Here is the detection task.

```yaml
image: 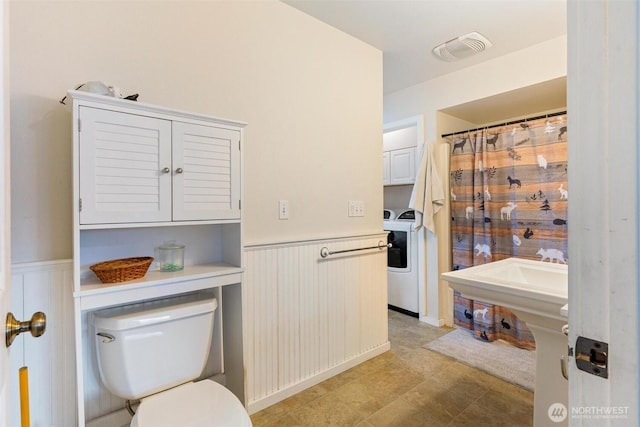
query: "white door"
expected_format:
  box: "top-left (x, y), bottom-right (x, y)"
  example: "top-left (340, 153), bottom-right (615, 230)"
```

top-left (389, 147), bottom-right (415, 185)
top-left (567, 1), bottom-right (639, 425)
top-left (172, 122), bottom-right (241, 221)
top-left (382, 151), bottom-right (390, 185)
top-left (78, 107), bottom-right (172, 225)
top-left (1, 2), bottom-right (11, 425)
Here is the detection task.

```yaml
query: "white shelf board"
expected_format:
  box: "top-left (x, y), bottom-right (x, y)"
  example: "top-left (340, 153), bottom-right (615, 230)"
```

top-left (75, 263), bottom-right (243, 311)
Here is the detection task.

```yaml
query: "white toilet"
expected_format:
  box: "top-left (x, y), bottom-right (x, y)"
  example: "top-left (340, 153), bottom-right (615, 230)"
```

top-left (92, 293), bottom-right (252, 427)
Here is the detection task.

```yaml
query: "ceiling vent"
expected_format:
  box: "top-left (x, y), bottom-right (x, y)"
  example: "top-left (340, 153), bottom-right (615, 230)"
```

top-left (432, 31), bottom-right (493, 61)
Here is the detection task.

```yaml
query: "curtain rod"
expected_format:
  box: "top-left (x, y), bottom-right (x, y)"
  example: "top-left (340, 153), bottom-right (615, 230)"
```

top-left (441, 110), bottom-right (567, 138)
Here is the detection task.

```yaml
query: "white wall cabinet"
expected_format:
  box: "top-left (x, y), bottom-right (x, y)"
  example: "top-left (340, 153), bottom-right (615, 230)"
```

top-left (385, 146), bottom-right (416, 185)
top-left (79, 107), bottom-right (240, 225)
top-left (382, 115), bottom-right (422, 187)
top-left (69, 91), bottom-right (247, 426)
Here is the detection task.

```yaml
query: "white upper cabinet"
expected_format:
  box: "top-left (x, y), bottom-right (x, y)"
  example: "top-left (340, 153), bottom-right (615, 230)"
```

top-left (70, 89), bottom-right (246, 303)
top-left (382, 115), bottom-right (423, 186)
top-left (78, 101), bottom-right (241, 225)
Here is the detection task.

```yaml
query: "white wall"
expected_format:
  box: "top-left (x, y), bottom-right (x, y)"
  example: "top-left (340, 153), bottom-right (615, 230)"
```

top-left (9, 0), bottom-right (383, 262)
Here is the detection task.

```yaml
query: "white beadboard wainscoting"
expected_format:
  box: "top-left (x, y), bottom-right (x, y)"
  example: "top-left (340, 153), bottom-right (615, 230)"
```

top-left (10, 260), bottom-right (77, 427)
top-left (244, 233), bottom-right (391, 414)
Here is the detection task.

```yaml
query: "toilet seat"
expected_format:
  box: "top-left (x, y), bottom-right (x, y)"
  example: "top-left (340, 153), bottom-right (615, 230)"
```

top-left (131, 379), bottom-right (252, 427)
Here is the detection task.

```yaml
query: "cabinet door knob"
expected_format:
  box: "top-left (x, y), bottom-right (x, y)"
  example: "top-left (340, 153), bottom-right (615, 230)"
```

top-left (162, 167), bottom-right (171, 174)
top-left (175, 168), bottom-right (184, 174)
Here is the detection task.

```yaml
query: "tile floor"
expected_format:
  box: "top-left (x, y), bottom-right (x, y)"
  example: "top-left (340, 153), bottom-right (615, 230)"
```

top-left (250, 310), bottom-right (533, 427)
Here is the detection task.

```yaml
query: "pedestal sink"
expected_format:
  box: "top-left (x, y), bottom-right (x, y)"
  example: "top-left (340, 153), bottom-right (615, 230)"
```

top-left (441, 257), bottom-right (568, 427)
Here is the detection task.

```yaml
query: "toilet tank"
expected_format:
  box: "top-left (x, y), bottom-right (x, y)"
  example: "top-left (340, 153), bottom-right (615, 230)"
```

top-left (93, 293), bottom-right (217, 400)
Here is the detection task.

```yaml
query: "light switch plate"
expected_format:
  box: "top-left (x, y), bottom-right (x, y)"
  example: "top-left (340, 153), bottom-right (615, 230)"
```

top-left (279, 200), bottom-right (289, 220)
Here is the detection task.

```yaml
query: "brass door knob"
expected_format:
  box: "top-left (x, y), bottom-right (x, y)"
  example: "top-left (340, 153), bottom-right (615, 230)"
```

top-left (5, 312), bottom-right (46, 348)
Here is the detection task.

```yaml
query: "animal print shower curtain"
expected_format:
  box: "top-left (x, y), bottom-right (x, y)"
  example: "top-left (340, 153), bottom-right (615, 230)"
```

top-left (448, 114), bottom-right (568, 349)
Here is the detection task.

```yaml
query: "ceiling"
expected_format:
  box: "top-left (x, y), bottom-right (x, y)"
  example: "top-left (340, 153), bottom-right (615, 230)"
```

top-left (284, 0), bottom-right (567, 95)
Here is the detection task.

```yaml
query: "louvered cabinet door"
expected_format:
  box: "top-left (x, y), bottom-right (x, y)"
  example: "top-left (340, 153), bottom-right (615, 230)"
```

top-left (79, 107), bottom-right (172, 224)
top-left (171, 122), bottom-right (241, 221)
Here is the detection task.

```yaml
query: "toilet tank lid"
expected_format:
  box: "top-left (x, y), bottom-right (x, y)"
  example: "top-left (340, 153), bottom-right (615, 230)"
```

top-left (93, 293), bottom-right (217, 331)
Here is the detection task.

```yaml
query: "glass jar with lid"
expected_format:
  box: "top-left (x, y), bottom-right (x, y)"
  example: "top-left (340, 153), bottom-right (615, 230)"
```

top-left (157, 240), bottom-right (185, 272)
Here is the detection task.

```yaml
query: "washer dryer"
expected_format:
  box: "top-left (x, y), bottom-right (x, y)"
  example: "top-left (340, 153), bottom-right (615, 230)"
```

top-left (384, 209), bottom-right (419, 317)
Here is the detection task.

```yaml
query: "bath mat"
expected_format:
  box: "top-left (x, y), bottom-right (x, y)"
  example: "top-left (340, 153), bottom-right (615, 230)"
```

top-left (424, 328), bottom-right (535, 391)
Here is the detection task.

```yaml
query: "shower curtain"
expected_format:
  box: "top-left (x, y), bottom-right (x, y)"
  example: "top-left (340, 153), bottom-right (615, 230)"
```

top-left (448, 114), bottom-right (568, 349)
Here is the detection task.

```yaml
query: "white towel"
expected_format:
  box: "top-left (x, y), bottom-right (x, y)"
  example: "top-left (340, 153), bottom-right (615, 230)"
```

top-left (409, 143), bottom-right (445, 234)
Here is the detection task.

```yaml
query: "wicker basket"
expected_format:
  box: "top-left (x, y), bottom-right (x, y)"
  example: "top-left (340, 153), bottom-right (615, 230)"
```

top-left (90, 257), bottom-right (154, 284)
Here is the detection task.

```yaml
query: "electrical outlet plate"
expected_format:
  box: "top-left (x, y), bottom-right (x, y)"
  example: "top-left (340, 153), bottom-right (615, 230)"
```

top-left (348, 200), bottom-right (365, 217)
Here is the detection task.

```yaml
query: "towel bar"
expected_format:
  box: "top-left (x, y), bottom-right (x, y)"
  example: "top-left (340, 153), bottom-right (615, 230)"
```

top-left (320, 241), bottom-right (391, 258)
